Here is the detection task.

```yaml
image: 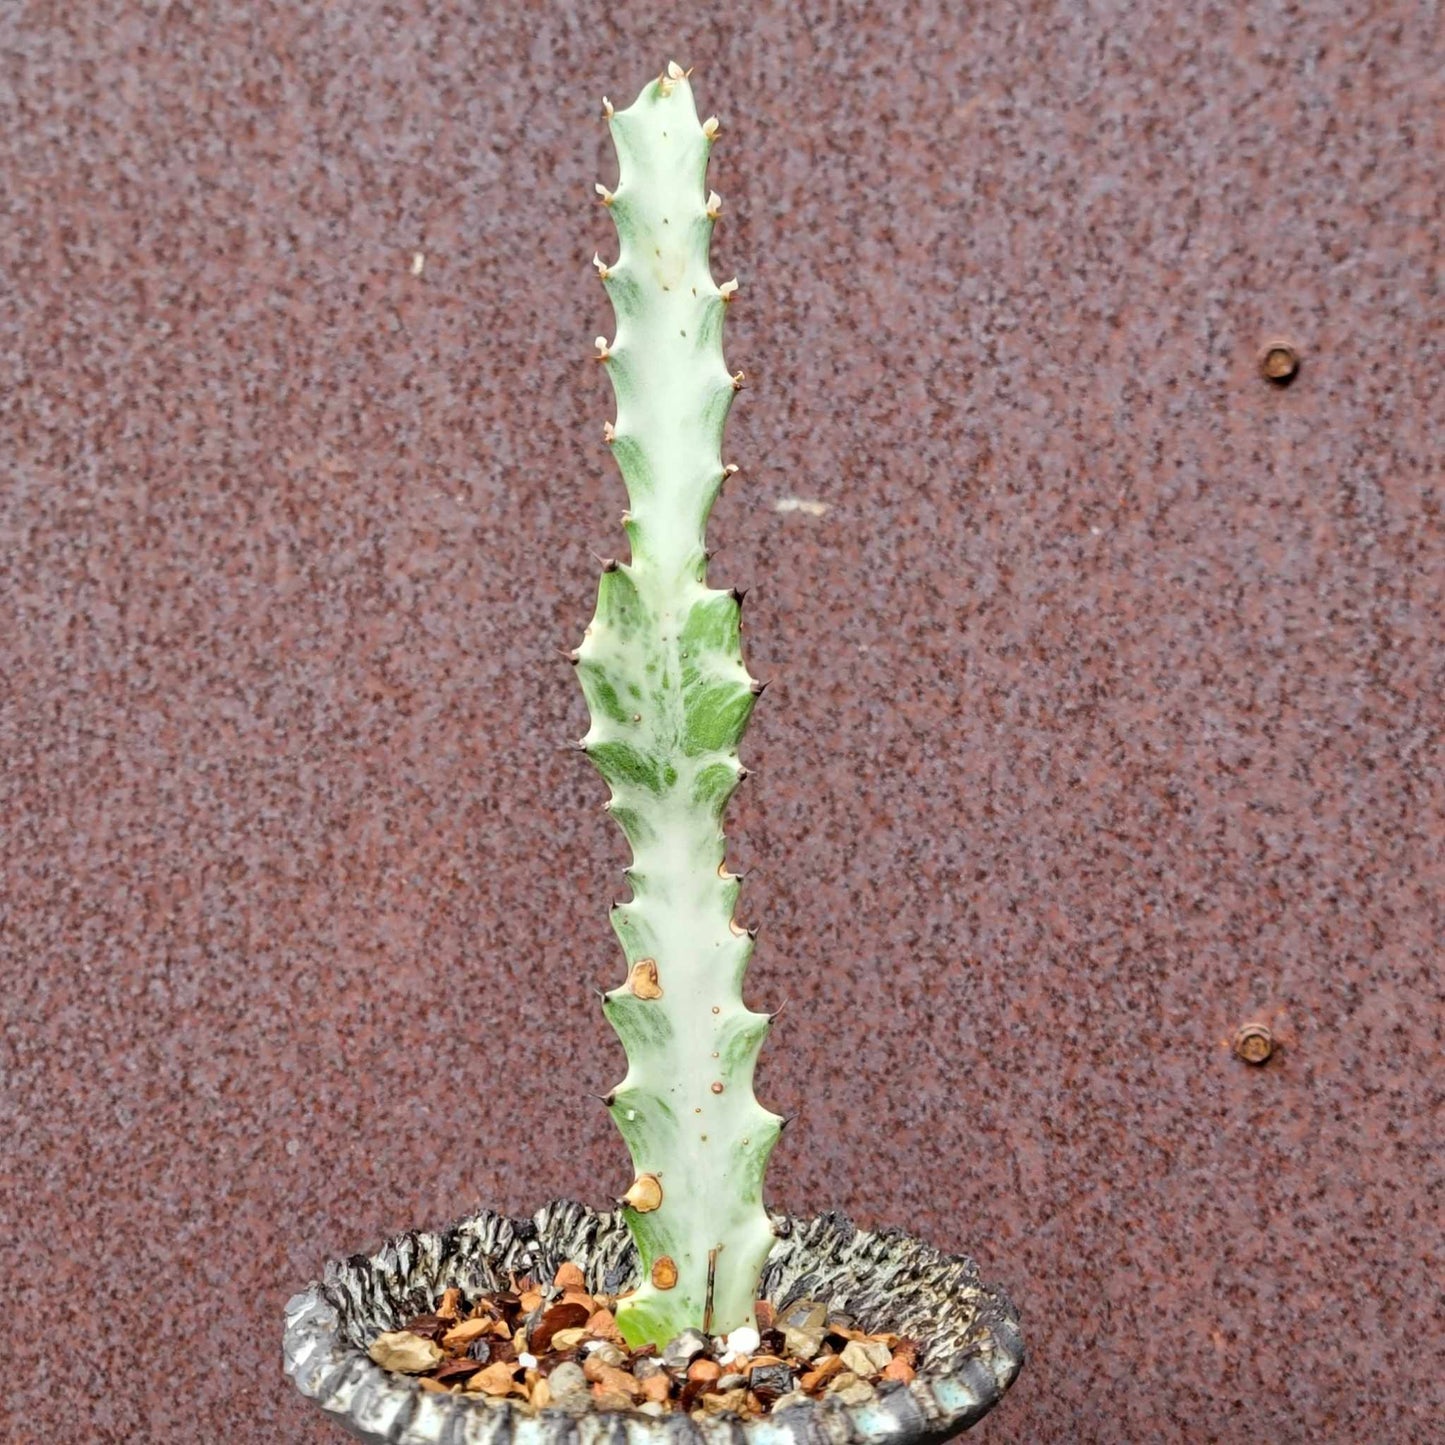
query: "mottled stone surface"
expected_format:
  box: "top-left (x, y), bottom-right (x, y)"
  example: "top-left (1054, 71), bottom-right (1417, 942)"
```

top-left (1, 3), bottom-right (1440, 1443)
top-left (284, 1201), bottom-right (1022, 1443)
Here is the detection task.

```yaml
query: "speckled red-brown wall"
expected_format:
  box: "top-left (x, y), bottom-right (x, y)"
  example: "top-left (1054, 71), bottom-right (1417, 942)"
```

top-left (2, 2), bottom-right (1440, 1441)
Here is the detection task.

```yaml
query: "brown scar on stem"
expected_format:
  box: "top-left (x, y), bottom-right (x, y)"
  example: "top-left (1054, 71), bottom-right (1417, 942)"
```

top-left (621, 1173), bottom-right (663, 1212)
top-left (629, 958), bottom-right (662, 998)
top-left (702, 1245), bottom-right (722, 1335)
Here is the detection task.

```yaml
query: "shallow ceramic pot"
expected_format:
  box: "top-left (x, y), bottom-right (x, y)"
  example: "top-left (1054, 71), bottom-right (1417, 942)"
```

top-left (284, 1199), bottom-right (1023, 1445)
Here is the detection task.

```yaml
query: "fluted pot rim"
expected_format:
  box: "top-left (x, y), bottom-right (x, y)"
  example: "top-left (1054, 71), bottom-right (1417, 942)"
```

top-left (283, 1199), bottom-right (1023, 1445)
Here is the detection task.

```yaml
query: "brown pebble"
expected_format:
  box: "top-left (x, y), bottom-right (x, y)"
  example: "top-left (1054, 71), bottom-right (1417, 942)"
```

top-left (892, 1337), bottom-right (921, 1367)
top-left (590, 1387), bottom-right (636, 1410)
top-left (881, 1357), bottom-right (917, 1383)
top-left (600, 1365), bottom-right (643, 1398)
top-left (435, 1357), bottom-right (483, 1384)
top-left (440, 1318), bottom-right (490, 1351)
top-left (368, 1330), bottom-right (443, 1374)
top-left (584, 1354), bottom-right (638, 1393)
top-left (830, 1373), bottom-right (878, 1405)
top-left (840, 1338), bottom-right (893, 1374)
top-left (800, 1355), bottom-right (845, 1391)
top-left (701, 1387), bottom-right (751, 1415)
top-left (687, 1358), bottom-right (722, 1385)
top-left (586, 1307), bottom-right (624, 1343)
top-left (531, 1300), bottom-right (591, 1352)
top-left (472, 1361), bottom-right (519, 1397)
top-left (554, 1262), bottom-right (587, 1291)
top-left (641, 1374), bottom-right (671, 1403)
top-left (402, 1313), bottom-right (451, 1342)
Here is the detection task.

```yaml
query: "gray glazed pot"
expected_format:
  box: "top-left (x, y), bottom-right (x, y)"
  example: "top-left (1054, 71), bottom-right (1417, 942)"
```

top-left (284, 1199), bottom-right (1023, 1445)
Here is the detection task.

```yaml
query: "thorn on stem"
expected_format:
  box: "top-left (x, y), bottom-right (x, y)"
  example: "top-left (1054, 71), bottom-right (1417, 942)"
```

top-left (750, 678), bottom-right (770, 696)
top-left (602, 96), bottom-right (614, 119)
top-left (728, 586), bottom-right (748, 604)
top-left (589, 550), bottom-right (619, 572)
top-left (718, 277), bottom-right (738, 302)
top-left (768, 998), bottom-right (790, 1023)
top-left (702, 115), bottom-right (720, 141)
top-left (595, 183), bottom-right (614, 207)
top-left (706, 190), bottom-right (722, 220)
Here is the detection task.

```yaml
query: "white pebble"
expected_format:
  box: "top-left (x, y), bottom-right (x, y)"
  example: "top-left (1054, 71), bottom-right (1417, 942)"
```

top-left (720, 1325), bottom-right (761, 1363)
top-left (517, 1352), bottom-right (537, 1369)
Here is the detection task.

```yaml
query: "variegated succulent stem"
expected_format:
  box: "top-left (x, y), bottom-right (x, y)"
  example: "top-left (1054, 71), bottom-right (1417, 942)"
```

top-left (574, 65), bottom-right (783, 1350)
